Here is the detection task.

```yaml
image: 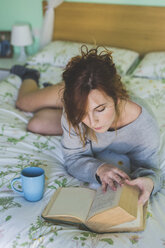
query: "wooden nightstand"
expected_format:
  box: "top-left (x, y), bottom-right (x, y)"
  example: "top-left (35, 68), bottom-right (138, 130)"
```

top-left (0, 58), bottom-right (26, 81)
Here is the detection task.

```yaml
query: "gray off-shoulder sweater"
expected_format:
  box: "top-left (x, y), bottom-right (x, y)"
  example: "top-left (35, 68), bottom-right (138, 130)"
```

top-left (61, 98), bottom-right (162, 195)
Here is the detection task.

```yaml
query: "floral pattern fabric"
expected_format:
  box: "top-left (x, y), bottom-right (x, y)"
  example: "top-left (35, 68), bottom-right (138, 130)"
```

top-left (0, 66), bottom-right (165, 248)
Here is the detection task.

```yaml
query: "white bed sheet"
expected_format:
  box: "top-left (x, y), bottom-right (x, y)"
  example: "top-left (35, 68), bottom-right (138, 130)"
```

top-left (0, 69), bottom-right (165, 248)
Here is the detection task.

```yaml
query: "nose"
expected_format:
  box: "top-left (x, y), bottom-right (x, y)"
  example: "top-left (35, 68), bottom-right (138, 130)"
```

top-left (87, 113), bottom-right (99, 127)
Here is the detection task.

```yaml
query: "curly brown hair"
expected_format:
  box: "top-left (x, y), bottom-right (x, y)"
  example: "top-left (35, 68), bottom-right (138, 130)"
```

top-left (62, 45), bottom-right (129, 143)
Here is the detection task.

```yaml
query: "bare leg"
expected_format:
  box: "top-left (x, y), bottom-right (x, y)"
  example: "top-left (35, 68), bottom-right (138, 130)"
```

top-left (10, 65), bottom-right (64, 135)
top-left (16, 79), bottom-right (64, 112)
top-left (27, 108), bottom-right (63, 135)
top-left (15, 79), bottom-right (64, 135)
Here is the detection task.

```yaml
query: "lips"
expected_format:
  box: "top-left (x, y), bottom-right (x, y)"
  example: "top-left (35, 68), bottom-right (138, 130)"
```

top-left (94, 127), bottom-right (102, 130)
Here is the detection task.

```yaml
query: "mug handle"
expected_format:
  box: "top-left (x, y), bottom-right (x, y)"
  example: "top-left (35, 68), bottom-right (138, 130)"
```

top-left (11, 177), bottom-right (24, 196)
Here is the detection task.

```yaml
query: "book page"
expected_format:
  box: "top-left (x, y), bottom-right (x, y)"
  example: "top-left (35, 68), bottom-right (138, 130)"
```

top-left (87, 186), bottom-right (122, 220)
top-left (47, 187), bottom-right (96, 222)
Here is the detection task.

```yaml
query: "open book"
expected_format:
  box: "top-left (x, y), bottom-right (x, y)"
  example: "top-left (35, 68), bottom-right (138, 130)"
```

top-left (42, 185), bottom-right (147, 233)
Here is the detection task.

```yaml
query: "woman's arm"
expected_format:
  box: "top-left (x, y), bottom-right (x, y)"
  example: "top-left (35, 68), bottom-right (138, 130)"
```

top-left (127, 146), bottom-right (162, 205)
top-left (61, 113), bottom-right (129, 185)
top-left (126, 115), bottom-right (162, 204)
top-left (61, 113), bottom-right (105, 184)
top-left (128, 135), bottom-right (162, 196)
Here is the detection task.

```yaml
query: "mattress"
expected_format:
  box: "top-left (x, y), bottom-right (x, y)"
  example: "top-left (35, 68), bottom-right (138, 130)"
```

top-left (0, 64), bottom-right (165, 247)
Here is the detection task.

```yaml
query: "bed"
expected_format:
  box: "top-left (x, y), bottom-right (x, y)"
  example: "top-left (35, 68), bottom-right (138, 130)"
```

top-left (1, 2), bottom-right (165, 247)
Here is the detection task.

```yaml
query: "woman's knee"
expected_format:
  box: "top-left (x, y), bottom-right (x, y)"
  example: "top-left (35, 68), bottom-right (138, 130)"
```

top-left (27, 113), bottom-right (63, 135)
top-left (27, 117), bottom-right (43, 134)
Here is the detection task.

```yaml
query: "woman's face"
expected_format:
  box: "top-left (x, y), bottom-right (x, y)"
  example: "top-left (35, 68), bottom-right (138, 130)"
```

top-left (82, 89), bottom-right (117, 133)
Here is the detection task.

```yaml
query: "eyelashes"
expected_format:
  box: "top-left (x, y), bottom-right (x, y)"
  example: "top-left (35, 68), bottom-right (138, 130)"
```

top-left (96, 107), bottom-right (105, 112)
top-left (83, 106), bottom-right (106, 121)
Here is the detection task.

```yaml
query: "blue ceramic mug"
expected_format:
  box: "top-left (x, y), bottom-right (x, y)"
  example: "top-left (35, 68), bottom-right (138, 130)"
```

top-left (11, 167), bottom-right (45, 202)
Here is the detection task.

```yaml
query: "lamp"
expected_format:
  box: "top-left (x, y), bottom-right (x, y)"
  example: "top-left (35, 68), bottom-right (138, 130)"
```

top-left (11, 24), bottom-right (33, 62)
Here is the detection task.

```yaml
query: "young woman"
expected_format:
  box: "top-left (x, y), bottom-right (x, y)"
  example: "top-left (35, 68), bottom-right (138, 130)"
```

top-left (61, 46), bottom-right (162, 206)
top-left (11, 46), bottom-right (162, 205)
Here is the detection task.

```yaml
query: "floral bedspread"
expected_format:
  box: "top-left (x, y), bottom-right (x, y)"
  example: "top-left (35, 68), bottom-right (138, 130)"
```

top-left (0, 69), bottom-right (165, 248)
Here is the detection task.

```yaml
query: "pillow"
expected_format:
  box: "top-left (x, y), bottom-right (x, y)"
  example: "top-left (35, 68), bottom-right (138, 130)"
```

top-left (122, 75), bottom-right (165, 129)
top-left (122, 75), bottom-right (165, 100)
top-left (132, 52), bottom-right (165, 79)
top-left (27, 40), bottom-right (139, 76)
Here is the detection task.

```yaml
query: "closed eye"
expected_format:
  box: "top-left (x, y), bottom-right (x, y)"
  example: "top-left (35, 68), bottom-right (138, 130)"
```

top-left (96, 107), bottom-right (105, 112)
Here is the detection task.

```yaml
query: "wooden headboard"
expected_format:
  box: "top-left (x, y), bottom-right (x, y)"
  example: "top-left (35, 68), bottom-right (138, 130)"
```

top-left (43, 1), bottom-right (165, 55)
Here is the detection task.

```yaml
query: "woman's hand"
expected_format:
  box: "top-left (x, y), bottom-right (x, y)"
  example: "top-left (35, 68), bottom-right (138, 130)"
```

top-left (125, 177), bottom-right (154, 205)
top-left (96, 163), bottom-right (130, 192)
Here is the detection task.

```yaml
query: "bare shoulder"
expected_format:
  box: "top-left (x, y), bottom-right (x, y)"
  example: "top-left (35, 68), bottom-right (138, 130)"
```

top-left (126, 100), bottom-right (142, 121)
top-left (120, 100), bottom-right (142, 126)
